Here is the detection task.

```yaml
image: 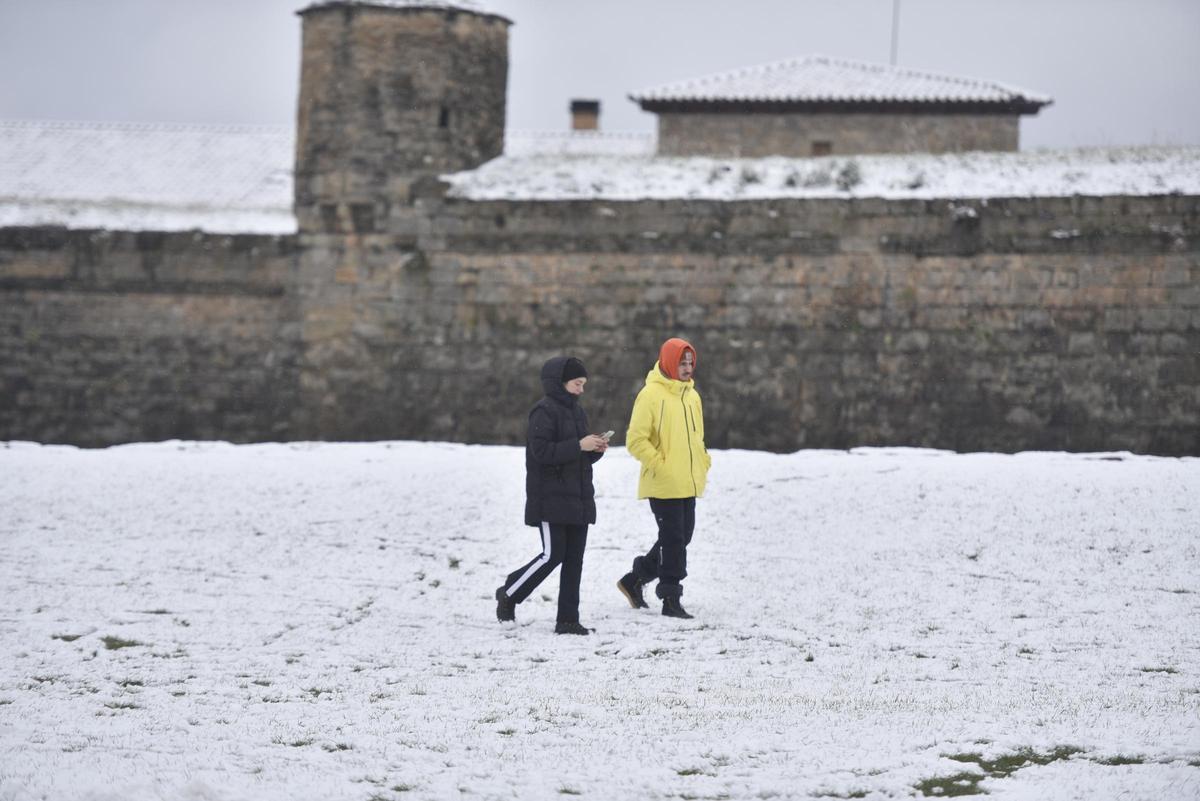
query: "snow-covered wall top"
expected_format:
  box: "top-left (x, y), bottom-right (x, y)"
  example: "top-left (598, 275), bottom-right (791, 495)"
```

top-left (630, 55), bottom-right (1052, 108)
top-left (445, 147), bottom-right (1200, 201)
top-left (3, 119), bottom-right (1198, 234)
top-left (0, 120), bottom-right (296, 235)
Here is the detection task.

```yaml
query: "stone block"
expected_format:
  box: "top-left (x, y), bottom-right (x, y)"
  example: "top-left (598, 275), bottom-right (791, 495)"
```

top-left (1137, 308), bottom-right (1173, 331)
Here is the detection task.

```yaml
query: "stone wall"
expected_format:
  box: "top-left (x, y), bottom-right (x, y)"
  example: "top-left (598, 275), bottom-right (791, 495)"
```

top-left (656, 112), bottom-right (1020, 157)
top-left (0, 228), bottom-right (300, 446)
top-left (2, 194), bottom-right (1196, 455)
top-left (291, 191), bottom-right (1198, 455)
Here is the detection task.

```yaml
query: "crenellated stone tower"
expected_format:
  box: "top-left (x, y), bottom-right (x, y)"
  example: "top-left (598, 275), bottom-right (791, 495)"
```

top-left (294, 0), bottom-right (511, 234)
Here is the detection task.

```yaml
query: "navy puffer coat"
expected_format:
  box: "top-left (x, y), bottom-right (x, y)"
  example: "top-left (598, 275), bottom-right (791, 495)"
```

top-left (524, 356), bottom-right (602, 527)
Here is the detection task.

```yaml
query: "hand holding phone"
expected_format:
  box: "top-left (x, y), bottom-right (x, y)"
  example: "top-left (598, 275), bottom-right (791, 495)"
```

top-left (601, 430), bottom-right (615, 441)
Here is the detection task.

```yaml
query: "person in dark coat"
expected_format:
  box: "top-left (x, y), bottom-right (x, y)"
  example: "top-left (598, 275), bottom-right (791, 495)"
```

top-left (496, 356), bottom-right (608, 635)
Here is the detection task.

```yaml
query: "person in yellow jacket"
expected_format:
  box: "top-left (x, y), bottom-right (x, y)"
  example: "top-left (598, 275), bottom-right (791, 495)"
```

top-left (617, 337), bottom-right (712, 619)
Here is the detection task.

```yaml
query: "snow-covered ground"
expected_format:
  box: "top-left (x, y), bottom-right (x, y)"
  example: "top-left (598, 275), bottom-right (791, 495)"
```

top-left (0, 441), bottom-right (1197, 800)
top-left (445, 146), bottom-right (1200, 201)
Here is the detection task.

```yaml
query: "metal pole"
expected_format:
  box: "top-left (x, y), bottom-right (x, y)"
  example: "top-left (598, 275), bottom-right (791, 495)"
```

top-left (890, 0), bottom-right (901, 65)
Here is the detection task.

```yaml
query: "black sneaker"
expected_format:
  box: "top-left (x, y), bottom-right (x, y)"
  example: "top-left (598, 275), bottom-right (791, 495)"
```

top-left (617, 572), bottom-right (650, 609)
top-left (661, 596), bottom-right (693, 619)
top-left (495, 586), bottom-right (515, 622)
top-left (554, 621), bottom-right (593, 635)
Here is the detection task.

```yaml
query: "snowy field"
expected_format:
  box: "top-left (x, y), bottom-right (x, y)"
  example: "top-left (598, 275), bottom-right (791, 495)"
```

top-left (1, 440), bottom-right (1197, 801)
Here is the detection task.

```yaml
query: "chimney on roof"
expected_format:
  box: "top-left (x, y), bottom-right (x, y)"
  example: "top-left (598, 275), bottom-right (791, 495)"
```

top-left (570, 99), bottom-right (600, 131)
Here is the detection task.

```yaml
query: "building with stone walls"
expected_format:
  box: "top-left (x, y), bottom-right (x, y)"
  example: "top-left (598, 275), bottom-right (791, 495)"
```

top-left (631, 55), bottom-right (1051, 158)
top-left (1, 0), bottom-right (1196, 455)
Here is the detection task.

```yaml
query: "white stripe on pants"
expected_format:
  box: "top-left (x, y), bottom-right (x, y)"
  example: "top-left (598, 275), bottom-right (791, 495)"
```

top-left (505, 521), bottom-right (552, 597)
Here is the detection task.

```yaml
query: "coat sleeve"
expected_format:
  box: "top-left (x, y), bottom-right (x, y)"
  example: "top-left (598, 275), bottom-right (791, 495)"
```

top-left (528, 405), bottom-right (580, 466)
top-left (625, 389), bottom-right (663, 469)
top-left (581, 407), bottom-right (603, 464)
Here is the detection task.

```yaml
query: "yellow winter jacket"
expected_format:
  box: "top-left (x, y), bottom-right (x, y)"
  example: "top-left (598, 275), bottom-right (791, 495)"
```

top-left (626, 362), bottom-right (712, 499)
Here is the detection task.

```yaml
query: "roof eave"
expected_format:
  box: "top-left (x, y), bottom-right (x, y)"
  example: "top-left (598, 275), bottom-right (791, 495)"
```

top-left (632, 98), bottom-right (1051, 115)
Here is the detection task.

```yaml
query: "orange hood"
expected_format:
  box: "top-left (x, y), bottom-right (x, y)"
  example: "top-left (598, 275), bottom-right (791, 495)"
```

top-left (658, 337), bottom-right (697, 381)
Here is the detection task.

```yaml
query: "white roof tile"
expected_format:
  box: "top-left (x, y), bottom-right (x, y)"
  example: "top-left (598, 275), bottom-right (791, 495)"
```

top-left (631, 55), bottom-right (1052, 108)
top-left (0, 120), bottom-right (295, 234)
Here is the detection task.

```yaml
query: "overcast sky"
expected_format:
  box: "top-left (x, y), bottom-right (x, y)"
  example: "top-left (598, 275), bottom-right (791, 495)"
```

top-left (1, 0), bottom-right (1197, 150)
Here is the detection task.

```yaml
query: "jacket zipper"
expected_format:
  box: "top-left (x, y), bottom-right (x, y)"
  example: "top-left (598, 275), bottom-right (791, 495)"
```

top-left (682, 388), bottom-right (697, 495)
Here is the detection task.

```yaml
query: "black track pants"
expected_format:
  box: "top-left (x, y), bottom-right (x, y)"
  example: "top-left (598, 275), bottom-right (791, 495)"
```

top-left (631, 497), bottom-right (696, 599)
top-left (501, 522), bottom-right (588, 623)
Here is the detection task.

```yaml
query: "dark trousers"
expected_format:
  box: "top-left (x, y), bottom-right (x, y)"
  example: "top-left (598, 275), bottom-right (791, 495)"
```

top-left (501, 522), bottom-right (588, 623)
top-left (631, 497), bottom-right (696, 599)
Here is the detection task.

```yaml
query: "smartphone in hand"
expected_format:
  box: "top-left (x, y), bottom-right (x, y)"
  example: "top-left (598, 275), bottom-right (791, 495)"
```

top-left (601, 430), bottom-right (615, 441)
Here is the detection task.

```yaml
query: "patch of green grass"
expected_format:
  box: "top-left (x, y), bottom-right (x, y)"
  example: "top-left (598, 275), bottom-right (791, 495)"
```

top-left (103, 701), bottom-right (139, 710)
top-left (252, 679), bottom-right (271, 687)
top-left (677, 767), bottom-right (704, 776)
top-left (498, 728), bottom-right (515, 736)
top-left (304, 687), bottom-right (332, 698)
top-left (287, 739), bottom-right (314, 747)
top-left (141, 609), bottom-right (171, 615)
top-left (948, 746), bottom-right (1084, 778)
top-left (914, 771), bottom-right (985, 797)
top-left (391, 785), bottom-right (414, 793)
top-left (117, 679), bottom-right (144, 687)
top-left (448, 557), bottom-right (461, 569)
top-left (51, 633), bottom-right (84, 642)
top-left (1139, 666), bottom-right (1179, 674)
top-left (322, 742), bottom-right (352, 752)
top-left (1092, 754), bottom-right (1145, 766)
top-left (101, 636), bottom-right (143, 650)
top-left (558, 788), bottom-right (581, 796)
top-left (919, 746), bottom-right (1086, 796)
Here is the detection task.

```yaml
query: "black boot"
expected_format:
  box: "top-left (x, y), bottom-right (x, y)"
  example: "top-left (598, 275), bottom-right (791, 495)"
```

top-left (495, 586), bottom-right (515, 622)
top-left (554, 621), bottom-right (593, 635)
top-left (617, 572), bottom-right (649, 609)
top-left (661, 596), bottom-right (693, 619)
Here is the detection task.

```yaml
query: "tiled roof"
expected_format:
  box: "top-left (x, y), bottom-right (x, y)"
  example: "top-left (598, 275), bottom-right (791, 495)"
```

top-left (0, 120), bottom-right (295, 234)
top-left (630, 55), bottom-right (1052, 109)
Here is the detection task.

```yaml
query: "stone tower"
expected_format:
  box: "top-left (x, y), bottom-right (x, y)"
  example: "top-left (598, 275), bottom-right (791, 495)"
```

top-left (294, 0), bottom-right (511, 234)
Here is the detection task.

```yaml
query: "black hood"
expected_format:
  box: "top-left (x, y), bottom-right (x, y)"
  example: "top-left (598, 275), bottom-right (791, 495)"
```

top-left (540, 356), bottom-right (578, 407)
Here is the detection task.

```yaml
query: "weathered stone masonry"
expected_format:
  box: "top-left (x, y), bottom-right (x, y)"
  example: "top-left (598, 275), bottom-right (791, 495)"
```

top-left (1, 194), bottom-right (1196, 454)
top-left (0, 228), bottom-right (300, 446)
top-left (1, 1), bottom-right (1196, 455)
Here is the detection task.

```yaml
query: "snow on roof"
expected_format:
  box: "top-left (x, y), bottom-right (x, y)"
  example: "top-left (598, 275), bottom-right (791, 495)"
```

top-left (630, 55), bottom-right (1052, 109)
top-left (504, 130), bottom-right (655, 157)
top-left (298, 0), bottom-right (510, 23)
top-left (444, 146), bottom-right (1200, 201)
top-left (0, 119), bottom-right (295, 234)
